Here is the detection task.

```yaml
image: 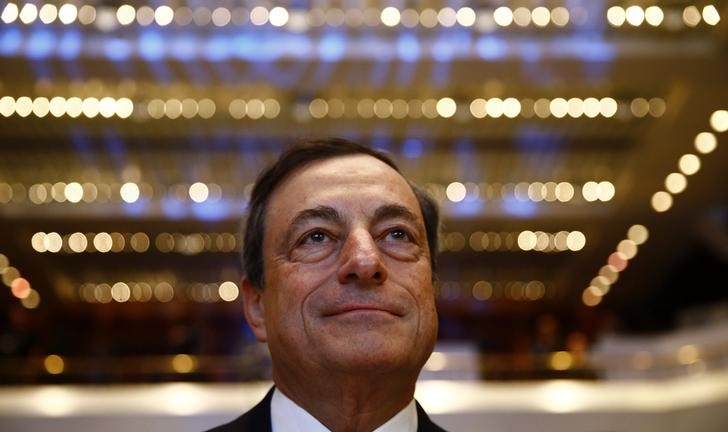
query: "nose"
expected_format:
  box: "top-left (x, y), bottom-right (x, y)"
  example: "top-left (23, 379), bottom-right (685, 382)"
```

top-left (337, 229), bottom-right (388, 286)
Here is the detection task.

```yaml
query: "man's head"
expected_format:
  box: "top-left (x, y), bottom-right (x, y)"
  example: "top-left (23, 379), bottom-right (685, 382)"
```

top-left (242, 137), bottom-right (439, 289)
top-left (240, 137), bottom-right (439, 383)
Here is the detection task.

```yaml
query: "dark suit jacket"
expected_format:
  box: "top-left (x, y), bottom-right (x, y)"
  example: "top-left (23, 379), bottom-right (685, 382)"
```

top-left (206, 387), bottom-right (446, 432)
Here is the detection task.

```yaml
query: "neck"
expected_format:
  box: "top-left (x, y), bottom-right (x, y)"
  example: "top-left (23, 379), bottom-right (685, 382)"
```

top-left (272, 366), bottom-right (417, 432)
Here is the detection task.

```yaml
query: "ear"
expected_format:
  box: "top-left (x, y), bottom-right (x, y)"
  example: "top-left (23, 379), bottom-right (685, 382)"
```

top-left (241, 277), bottom-right (268, 342)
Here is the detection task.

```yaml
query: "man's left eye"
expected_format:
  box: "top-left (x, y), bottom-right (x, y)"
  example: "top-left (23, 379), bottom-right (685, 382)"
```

top-left (385, 229), bottom-right (410, 241)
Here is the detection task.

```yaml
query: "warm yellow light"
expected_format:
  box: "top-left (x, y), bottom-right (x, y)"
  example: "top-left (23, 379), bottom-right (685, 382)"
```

top-left (456, 7), bottom-right (476, 27)
top-left (566, 231), bottom-right (586, 251)
top-left (472, 280), bottom-right (492, 300)
top-left (210, 7), bottom-right (231, 26)
top-left (68, 232), bottom-right (88, 253)
top-left (678, 154), bottom-right (701, 175)
top-left (702, 5), bottom-right (721, 26)
top-left (665, 172), bottom-right (687, 194)
top-left (617, 239), bottom-right (638, 260)
top-left (58, 3), bottom-right (78, 24)
top-left (21, 289), bottom-right (41, 309)
top-left (651, 191), bottom-right (673, 212)
top-left (437, 7), bottom-right (457, 27)
top-left (600, 97), bottom-right (618, 117)
top-left (630, 98), bottom-right (650, 117)
top-left (644, 6), bottom-right (664, 26)
top-left (581, 181), bottom-right (599, 202)
top-left (606, 6), bottom-right (625, 27)
top-left (111, 282), bottom-right (131, 302)
top-left (44, 232), bottom-right (63, 253)
top-left (419, 8), bottom-right (438, 28)
top-left (64, 182), bottom-right (83, 203)
top-left (493, 6), bottom-right (513, 27)
top-left (485, 98), bottom-right (504, 118)
top-left (445, 182), bottom-right (466, 202)
top-left (550, 7), bottom-right (569, 27)
top-left (677, 345), bottom-right (699, 365)
top-left (380, 6), bottom-right (402, 27)
top-left (682, 6), bottom-right (701, 27)
top-left (694, 132), bottom-right (717, 154)
top-left (436, 97), bottom-right (456, 118)
top-left (597, 181), bottom-right (615, 201)
top-left (116, 5), bottom-right (135, 25)
top-left (19, 3), bottom-right (38, 24)
top-left (120, 182), bottom-right (140, 203)
top-left (189, 182), bottom-right (209, 203)
top-left (250, 6), bottom-right (269, 25)
top-left (218, 281), bottom-right (239, 302)
top-left (32, 97), bottom-right (50, 117)
top-left (1, 3), bottom-right (19, 23)
top-left (583, 97), bottom-right (600, 118)
top-left (77, 5), bottom-right (95, 25)
top-left (599, 264), bottom-right (619, 284)
top-left (710, 110), bottom-right (728, 132)
top-left (549, 98), bottom-right (568, 118)
top-left (425, 352), bottom-right (447, 371)
top-left (589, 276), bottom-right (610, 296)
top-left (39, 4), bottom-right (58, 24)
top-left (82, 97), bottom-right (99, 118)
top-left (44, 355), bottom-right (65, 374)
top-left (269, 6), bottom-right (288, 27)
top-left (94, 232), bottom-right (113, 253)
top-left (512, 7), bottom-right (531, 27)
top-left (625, 5), bottom-right (644, 26)
top-left (171, 354), bottom-right (197, 373)
top-left (627, 224), bottom-right (649, 245)
top-left (582, 288), bottom-right (602, 306)
top-left (502, 98), bottom-right (520, 118)
top-left (549, 351), bottom-right (574, 370)
top-left (518, 231), bottom-right (537, 251)
top-left (555, 182), bottom-right (574, 202)
top-left (531, 7), bottom-right (550, 27)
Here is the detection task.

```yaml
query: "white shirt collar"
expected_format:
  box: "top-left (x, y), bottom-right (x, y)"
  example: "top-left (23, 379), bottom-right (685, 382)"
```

top-left (271, 388), bottom-right (418, 432)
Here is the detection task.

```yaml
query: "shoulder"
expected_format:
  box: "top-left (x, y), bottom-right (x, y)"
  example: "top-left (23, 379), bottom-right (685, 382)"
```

top-left (415, 400), bottom-right (448, 432)
top-left (203, 388), bottom-right (274, 432)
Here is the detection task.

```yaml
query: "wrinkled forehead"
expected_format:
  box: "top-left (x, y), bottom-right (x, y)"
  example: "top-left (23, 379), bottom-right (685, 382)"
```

top-left (265, 154), bottom-right (423, 224)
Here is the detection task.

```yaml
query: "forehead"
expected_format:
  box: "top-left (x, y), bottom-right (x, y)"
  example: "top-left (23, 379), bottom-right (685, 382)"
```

top-left (266, 154), bottom-right (421, 221)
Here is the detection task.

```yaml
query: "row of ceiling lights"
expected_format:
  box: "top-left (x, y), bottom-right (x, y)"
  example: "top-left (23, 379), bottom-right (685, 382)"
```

top-left (75, 280), bottom-right (240, 304)
top-left (306, 97), bottom-right (665, 120)
top-left (30, 231), bottom-right (239, 254)
top-left (0, 180), bottom-right (614, 206)
top-left (606, 5), bottom-right (720, 27)
top-left (441, 230), bottom-right (587, 253)
top-left (0, 95), bottom-right (665, 120)
top-left (1, 3), bottom-right (719, 31)
top-left (582, 109), bottom-right (725, 307)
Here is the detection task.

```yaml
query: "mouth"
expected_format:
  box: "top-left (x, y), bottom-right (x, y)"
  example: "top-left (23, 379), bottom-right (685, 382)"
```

top-left (323, 305), bottom-right (403, 317)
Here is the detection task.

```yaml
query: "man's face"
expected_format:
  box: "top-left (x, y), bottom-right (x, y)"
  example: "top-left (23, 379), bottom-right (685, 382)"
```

top-left (250, 154), bottom-right (437, 377)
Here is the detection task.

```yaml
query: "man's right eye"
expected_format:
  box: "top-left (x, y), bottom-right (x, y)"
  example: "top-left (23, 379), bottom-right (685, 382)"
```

top-left (302, 230), bottom-right (329, 244)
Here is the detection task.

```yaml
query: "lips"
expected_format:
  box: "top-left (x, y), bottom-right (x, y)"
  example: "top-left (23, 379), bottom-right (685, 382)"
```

top-left (322, 303), bottom-right (404, 317)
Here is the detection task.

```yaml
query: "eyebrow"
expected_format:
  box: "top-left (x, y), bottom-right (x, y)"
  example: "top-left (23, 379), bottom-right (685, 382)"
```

top-left (372, 204), bottom-right (420, 225)
top-left (285, 205), bottom-right (343, 241)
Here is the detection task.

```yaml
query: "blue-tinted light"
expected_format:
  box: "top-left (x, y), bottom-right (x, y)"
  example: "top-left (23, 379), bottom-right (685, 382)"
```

top-left (26, 29), bottom-right (55, 60)
top-left (402, 139), bottom-right (424, 158)
top-left (397, 33), bottom-right (420, 62)
top-left (501, 196), bottom-right (538, 218)
top-left (58, 30), bottom-right (82, 60)
top-left (138, 31), bottom-right (166, 61)
top-left (1, 28), bottom-right (23, 56)
top-left (476, 36), bottom-right (508, 60)
top-left (203, 35), bottom-right (232, 62)
top-left (318, 32), bottom-right (346, 61)
top-left (104, 38), bottom-right (133, 62)
top-left (170, 35), bottom-right (198, 62)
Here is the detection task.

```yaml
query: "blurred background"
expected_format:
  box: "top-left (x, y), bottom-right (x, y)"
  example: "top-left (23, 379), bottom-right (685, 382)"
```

top-left (0, 0), bottom-right (727, 431)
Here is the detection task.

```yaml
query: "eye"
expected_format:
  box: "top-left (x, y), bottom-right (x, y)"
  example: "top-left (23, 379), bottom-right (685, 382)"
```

top-left (385, 228), bottom-right (411, 242)
top-left (301, 230), bottom-right (330, 244)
